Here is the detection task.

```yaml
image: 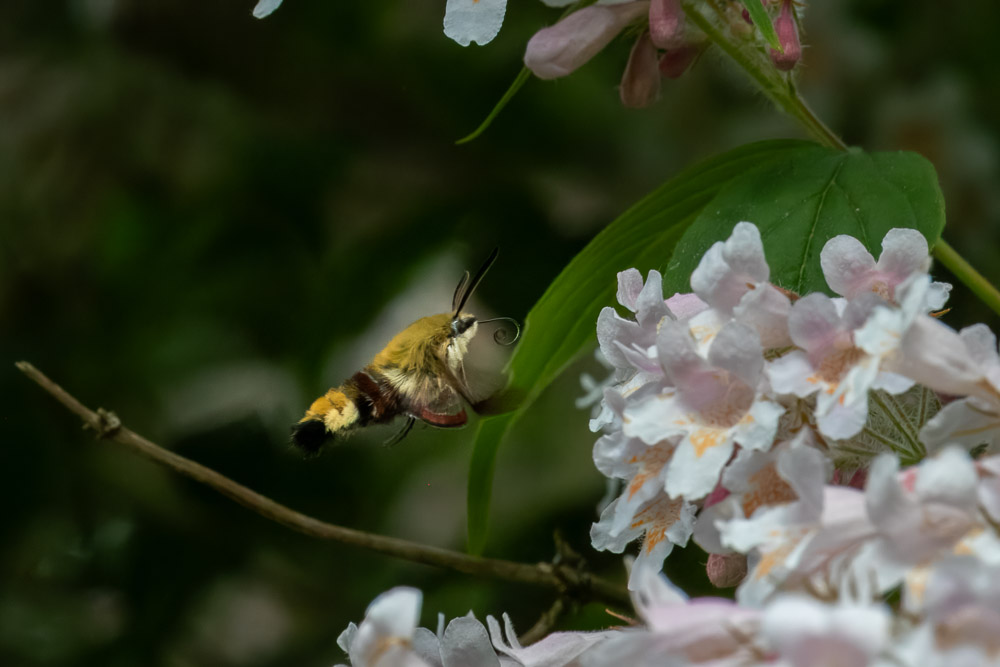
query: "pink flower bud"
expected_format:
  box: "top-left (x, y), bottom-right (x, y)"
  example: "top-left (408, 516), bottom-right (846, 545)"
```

top-left (706, 553), bottom-right (748, 588)
top-left (832, 468), bottom-right (868, 489)
top-left (769, 0), bottom-right (801, 72)
top-left (620, 31), bottom-right (661, 109)
top-left (703, 482), bottom-right (731, 509)
top-left (524, 2), bottom-right (649, 80)
top-left (649, 0), bottom-right (683, 49)
top-left (658, 41), bottom-right (702, 79)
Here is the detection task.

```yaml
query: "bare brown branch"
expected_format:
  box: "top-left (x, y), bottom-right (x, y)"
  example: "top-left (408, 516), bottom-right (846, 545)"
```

top-left (518, 598), bottom-right (568, 646)
top-left (16, 361), bottom-right (629, 609)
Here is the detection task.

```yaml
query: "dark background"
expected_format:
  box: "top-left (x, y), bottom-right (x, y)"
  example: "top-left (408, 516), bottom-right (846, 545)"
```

top-left (4, 1), bottom-right (1000, 665)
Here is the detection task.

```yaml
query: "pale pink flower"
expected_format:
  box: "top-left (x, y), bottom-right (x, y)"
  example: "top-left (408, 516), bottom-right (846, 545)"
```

top-left (760, 595), bottom-right (891, 667)
top-left (581, 567), bottom-right (760, 665)
top-left (767, 292), bottom-right (912, 439)
top-left (623, 320), bottom-right (784, 500)
top-left (591, 492), bottom-right (696, 591)
top-left (524, 2), bottom-right (649, 80)
top-left (695, 430), bottom-right (828, 555)
top-left (688, 221), bottom-right (791, 349)
top-left (919, 324), bottom-right (1000, 454)
top-left (820, 227), bottom-right (950, 309)
top-left (853, 275), bottom-right (971, 401)
top-left (487, 613), bottom-right (616, 666)
top-left (718, 448), bottom-right (875, 606)
top-left (597, 269), bottom-right (672, 377)
top-left (848, 449), bottom-right (981, 595)
top-left (648, 0), bottom-right (683, 48)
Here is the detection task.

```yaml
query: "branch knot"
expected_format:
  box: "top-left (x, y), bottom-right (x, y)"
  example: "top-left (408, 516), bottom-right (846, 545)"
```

top-left (88, 408), bottom-right (121, 438)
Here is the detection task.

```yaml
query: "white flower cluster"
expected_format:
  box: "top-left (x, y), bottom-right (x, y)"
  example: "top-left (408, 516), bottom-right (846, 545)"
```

top-left (333, 586), bottom-right (611, 667)
top-left (334, 223), bottom-right (1000, 666)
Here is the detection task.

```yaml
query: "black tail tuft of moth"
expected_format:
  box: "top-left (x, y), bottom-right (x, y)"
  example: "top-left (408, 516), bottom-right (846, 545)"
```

top-left (290, 419), bottom-right (329, 455)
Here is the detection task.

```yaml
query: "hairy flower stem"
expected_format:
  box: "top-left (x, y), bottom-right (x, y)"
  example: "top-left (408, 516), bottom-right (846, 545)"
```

top-left (15, 361), bottom-right (630, 609)
top-left (684, 2), bottom-right (1000, 317)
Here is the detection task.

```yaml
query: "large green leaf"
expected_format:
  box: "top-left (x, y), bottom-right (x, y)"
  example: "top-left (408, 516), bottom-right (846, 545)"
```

top-left (466, 139), bottom-right (814, 554)
top-left (664, 146), bottom-right (946, 296)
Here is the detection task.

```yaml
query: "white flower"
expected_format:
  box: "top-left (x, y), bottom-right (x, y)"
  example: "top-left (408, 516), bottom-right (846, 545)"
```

top-left (444, 0), bottom-right (508, 47)
top-left (849, 449), bottom-right (981, 597)
top-left (252, 0), bottom-right (283, 19)
top-left (919, 324), bottom-right (1000, 454)
top-left (760, 595), bottom-right (891, 667)
top-left (591, 493), bottom-right (696, 591)
top-left (768, 292), bottom-right (912, 440)
top-left (820, 227), bottom-right (950, 309)
top-left (695, 430), bottom-right (828, 555)
top-left (487, 614), bottom-right (615, 666)
top-left (597, 269), bottom-right (672, 378)
top-left (338, 587), bottom-right (429, 667)
top-left (581, 567), bottom-right (760, 666)
top-left (623, 320), bottom-right (784, 500)
top-left (688, 221), bottom-right (791, 349)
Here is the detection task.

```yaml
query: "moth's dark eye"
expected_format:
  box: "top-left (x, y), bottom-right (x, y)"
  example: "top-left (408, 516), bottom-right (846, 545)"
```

top-left (451, 317), bottom-right (476, 336)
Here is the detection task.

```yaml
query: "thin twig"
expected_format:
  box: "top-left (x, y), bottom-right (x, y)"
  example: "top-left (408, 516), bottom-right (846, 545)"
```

top-left (16, 361), bottom-right (630, 609)
top-left (518, 598), bottom-right (567, 646)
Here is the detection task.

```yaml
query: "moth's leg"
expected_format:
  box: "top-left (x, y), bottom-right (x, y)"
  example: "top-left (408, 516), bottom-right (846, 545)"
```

top-left (384, 416), bottom-right (417, 446)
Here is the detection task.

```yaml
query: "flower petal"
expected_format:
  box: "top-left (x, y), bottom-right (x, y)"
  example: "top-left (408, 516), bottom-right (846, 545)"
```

top-left (820, 234), bottom-right (876, 298)
top-left (252, 0), bottom-right (283, 19)
top-left (876, 228), bottom-right (931, 285)
top-left (616, 268), bottom-right (644, 310)
top-left (620, 31), bottom-right (661, 109)
top-left (524, 3), bottom-right (648, 79)
top-left (444, 0), bottom-right (507, 47)
top-left (439, 617), bottom-right (500, 667)
top-left (690, 221), bottom-right (769, 311)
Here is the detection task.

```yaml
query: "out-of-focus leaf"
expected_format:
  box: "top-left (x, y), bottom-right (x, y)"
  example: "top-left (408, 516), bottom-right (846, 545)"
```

top-left (663, 146), bottom-right (946, 296)
top-left (740, 0), bottom-right (782, 51)
top-left (467, 139), bottom-right (813, 554)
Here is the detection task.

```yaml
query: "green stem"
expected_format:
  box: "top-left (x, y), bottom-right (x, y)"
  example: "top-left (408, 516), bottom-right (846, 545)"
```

top-left (783, 80), bottom-right (847, 151)
top-left (933, 240), bottom-right (1000, 318)
top-left (683, 5), bottom-right (844, 151)
top-left (686, 2), bottom-right (1000, 317)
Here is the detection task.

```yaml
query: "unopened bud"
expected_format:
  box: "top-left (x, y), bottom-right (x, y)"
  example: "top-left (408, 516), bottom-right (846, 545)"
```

top-left (620, 31), bottom-right (661, 109)
top-left (706, 553), bottom-right (748, 588)
top-left (658, 41), bottom-right (702, 79)
top-left (524, 2), bottom-right (649, 80)
top-left (649, 0), bottom-right (683, 49)
top-left (769, 0), bottom-right (801, 71)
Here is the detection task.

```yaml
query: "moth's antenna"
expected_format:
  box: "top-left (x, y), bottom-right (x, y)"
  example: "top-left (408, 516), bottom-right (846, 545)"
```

top-left (452, 271), bottom-right (470, 313)
top-left (454, 247), bottom-right (499, 317)
top-left (478, 316), bottom-right (521, 345)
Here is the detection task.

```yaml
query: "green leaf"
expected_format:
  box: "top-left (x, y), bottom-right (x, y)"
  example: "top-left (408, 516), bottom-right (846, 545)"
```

top-left (832, 385), bottom-right (939, 468)
top-left (456, 67), bottom-right (532, 145)
top-left (466, 139), bottom-right (814, 554)
top-left (664, 146), bottom-right (946, 296)
top-left (740, 0), bottom-right (782, 52)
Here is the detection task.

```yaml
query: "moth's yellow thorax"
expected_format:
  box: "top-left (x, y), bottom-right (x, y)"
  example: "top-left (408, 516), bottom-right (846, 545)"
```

top-left (373, 313), bottom-right (452, 371)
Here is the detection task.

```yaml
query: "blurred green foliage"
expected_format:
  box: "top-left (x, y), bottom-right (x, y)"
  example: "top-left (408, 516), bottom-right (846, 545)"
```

top-left (4, 1), bottom-right (1000, 665)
